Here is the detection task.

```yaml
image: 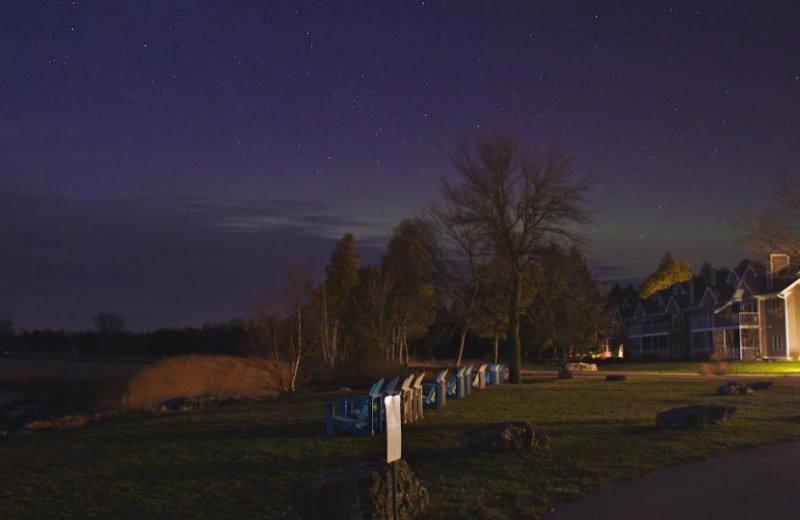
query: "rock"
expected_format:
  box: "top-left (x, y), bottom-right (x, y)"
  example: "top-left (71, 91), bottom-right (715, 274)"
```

top-left (605, 375), bottom-right (627, 381)
top-left (23, 414), bottom-right (90, 432)
top-left (749, 381), bottom-right (773, 391)
top-left (285, 458), bottom-right (428, 520)
top-left (156, 394), bottom-right (217, 411)
top-left (557, 368), bottom-right (574, 379)
top-left (459, 421), bottom-right (548, 454)
top-left (567, 363), bottom-right (598, 372)
top-left (656, 405), bottom-right (737, 430)
top-left (716, 381), bottom-right (753, 396)
top-left (23, 419), bottom-right (55, 431)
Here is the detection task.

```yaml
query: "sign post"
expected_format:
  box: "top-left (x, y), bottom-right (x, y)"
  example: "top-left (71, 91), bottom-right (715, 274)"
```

top-left (384, 395), bottom-right (402, 520)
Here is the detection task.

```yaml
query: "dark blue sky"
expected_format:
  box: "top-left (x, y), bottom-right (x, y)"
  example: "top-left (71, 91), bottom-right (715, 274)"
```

top-left (2, 2), bottom-right (799, 330)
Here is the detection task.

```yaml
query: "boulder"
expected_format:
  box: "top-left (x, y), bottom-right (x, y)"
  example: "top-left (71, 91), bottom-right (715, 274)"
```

top-left (459, 421), bottom-right (548, 454)
top-left (285, 458), bottom-right (428, 520)
top-left (749, 381), bottom-right (773, 391)
top-left (23, 414), bottom-right (89, 431)
top-left (557, 367), bottom-right (574, 379)
top-left (156, 394), bottom-right (217, 411)
top-left (605, 375), bottom-right (627, 382)
top-left (716, 381), bottom-right (753, 396)
top-left (656, 405), bottom-right (736, 430)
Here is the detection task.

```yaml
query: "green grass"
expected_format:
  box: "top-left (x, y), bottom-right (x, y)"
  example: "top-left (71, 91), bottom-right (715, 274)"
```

top-left (2, 376), bottom-right (800, 518)
top-left (524, 359), bottom-right (800, 375)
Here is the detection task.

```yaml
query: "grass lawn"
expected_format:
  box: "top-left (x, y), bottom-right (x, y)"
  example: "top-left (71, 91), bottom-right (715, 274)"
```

top-left (2, 375), bottom-right (800, 519)
top-left (525, 359), bottom-right (800, 375)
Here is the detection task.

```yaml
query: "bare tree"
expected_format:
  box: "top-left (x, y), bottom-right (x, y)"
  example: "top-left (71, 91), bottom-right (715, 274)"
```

top-left (247, 264), bottom-right (314, 393)
top-left (94, 312), bottom-right (125, 336)
top-left (353, 265), bottom-right (396, 361)
top-left (745, 177), bottom-right (800, 262)
top-left (440, 135), bottom-right (591, 383)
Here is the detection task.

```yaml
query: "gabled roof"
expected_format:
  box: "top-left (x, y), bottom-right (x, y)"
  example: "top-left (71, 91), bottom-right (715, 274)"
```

top-left (649, 291), bottom-right (665, 306)
top-left (732, 277), bottom-right (756, 302)
top-left (779, 277), bottom-right (800, 298)
top-left (745, 276), bottom-right (794, 297)
top-left (665, 295), bottom-right (681, 313)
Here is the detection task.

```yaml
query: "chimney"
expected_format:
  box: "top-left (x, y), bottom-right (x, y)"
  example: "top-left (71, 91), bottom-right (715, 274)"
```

top-left (769, 253), bottom-right (790, 289)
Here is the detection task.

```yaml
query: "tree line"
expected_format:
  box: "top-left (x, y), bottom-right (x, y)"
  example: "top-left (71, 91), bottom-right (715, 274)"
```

top-left (248, 135), bottom-right (602, 389)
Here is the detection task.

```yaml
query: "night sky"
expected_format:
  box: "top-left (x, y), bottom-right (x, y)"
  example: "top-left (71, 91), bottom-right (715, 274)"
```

top-left (2, 2), bottom-right (799, 331)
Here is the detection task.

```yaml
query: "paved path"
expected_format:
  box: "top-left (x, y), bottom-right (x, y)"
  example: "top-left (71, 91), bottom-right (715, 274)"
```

top-left (544, 440), bottom-right (800, 520)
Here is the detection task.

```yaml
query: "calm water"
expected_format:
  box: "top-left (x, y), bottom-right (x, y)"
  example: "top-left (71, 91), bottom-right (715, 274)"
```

top-left (0, 358), bottom-right (146, 383)
top-left (0, 389), bottom-right (20, 406)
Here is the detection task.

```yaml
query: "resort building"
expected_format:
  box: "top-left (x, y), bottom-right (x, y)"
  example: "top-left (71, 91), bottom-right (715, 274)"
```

top-left (620, 254), bottom-right (800, 360)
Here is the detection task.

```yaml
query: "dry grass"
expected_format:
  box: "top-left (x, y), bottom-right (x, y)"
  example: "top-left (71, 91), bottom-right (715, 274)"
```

top-left (121, 355), bottom-right (283, 409)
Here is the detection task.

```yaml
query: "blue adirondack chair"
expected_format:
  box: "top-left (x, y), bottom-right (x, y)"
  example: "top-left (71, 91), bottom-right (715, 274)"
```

top-left (324, 378), bottom-right (384, 436)
top-left (422, 370), bottom-right (448, 410)
top-left (488, 364), bottom-right (501, 385)
top-left (462, 366), bottom-right (474, 396)
top-left (446, 367), bottom-right (467, 399)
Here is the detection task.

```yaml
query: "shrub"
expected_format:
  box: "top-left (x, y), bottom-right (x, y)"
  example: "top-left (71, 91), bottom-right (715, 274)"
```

top-left (699, 361), bottom-right (730, 376)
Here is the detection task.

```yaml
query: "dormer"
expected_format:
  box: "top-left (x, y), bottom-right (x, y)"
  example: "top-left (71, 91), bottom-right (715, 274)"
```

top-left (672, 283), bottom-right (685, 296)
top-left (665, 296), bottom-right (681, 313)
top-left (634, 302), bottom-right (646, 319)
top-left (700, 287), bottom-right (718, 308)
top-left (650, 292), bottom-right (664, 306)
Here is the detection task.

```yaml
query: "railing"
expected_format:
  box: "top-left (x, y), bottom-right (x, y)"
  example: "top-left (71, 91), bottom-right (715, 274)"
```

top-left (739, 312), bottom-right (759, 326)
top-left (627, 322), bottom-right (670, 336)
top-left (642, 347), bottom-right (671, 358)
top-left (690, 312), bottom-right (759, 330)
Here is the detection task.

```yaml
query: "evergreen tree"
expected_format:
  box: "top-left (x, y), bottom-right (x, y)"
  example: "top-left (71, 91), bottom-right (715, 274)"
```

top-left (319, 233), bottom-right (360, 368)
top-left (383, 219), bottom-right (440, 364)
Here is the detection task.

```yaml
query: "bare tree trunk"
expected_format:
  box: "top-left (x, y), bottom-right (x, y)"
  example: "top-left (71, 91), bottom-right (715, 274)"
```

top-left (493, 333), bottom-right (499, 365)
top-left (331, 319), bottom-right (339, 369)
top-left (403, 324), bottom-right (410, 365)
top-left (455, 330), bottom-right (467, 366)
top-left (507, 270), bottom-right (523, 383)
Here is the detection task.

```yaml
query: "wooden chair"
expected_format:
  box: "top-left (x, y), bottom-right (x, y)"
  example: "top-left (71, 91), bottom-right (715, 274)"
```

top-left (411, 373), bottom-right (426, 420)
top-left (398, 374), bottom-right (415, 424)
top-left (473, 364), bottom-right (488, 389)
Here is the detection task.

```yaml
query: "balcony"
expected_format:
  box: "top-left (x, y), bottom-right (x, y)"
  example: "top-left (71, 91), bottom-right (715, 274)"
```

top-left (627, 322), bottom-right (670, 337)
top-left (690, 312), bottom-right (759, 331)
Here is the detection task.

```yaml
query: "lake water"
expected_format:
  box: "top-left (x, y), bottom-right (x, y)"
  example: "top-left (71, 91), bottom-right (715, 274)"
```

top-left (0, 389), bottom-right (21, 406)
top-left (0, 358), bottom-right (146, 383)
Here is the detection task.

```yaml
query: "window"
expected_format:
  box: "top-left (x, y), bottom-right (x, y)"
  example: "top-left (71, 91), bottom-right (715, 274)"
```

top-left (772, 335), bottom-right (783, 351)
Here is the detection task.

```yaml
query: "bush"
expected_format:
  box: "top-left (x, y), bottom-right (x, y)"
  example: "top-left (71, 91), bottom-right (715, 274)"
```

top-left (699, 361), bottom-right (730, 376)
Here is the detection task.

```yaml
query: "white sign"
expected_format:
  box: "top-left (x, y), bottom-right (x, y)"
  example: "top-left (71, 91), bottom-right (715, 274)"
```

top-left (384, 395), bottom-right (402, 463)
